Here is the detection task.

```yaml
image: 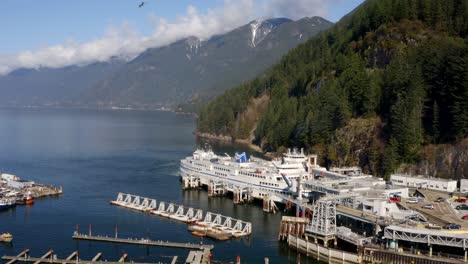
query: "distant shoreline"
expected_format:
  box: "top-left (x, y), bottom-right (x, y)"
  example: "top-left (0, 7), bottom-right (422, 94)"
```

top-left (0, 105), bottom-right (197, 114)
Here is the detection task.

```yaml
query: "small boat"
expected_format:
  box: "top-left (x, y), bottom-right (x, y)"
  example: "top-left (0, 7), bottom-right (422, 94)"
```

top-left (24, 192), bottom-right (34, 205)
top-left (0, 198), bottom-right (16, 211)
top-left (188, 224), bottom-right (208, 232)
top-left (205, 229), bottom-right (231, 241)
top-left (191, 231), bottom-right (206, 237)
top-left (0, 233), bottom-right (13, 243)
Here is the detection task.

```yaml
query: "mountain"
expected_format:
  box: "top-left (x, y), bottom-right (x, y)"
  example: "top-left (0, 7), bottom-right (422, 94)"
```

top-left (83, 17), bottom-right (333, 108)
top-left (0, 17), bottom-right (332, 109)
top-left (197, 0), bottom-right (468, 179)
top-left (0, 59), bottom-right (124, 107)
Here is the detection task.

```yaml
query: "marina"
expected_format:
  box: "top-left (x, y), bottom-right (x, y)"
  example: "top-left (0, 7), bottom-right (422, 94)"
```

top-left (0, 172), bottom-right (63, 211)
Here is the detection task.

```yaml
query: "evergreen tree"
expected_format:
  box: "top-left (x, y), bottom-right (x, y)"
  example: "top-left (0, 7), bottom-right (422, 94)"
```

top-left (432, 101), bottom-right (440, 143)
top-left (382, 137), bottom-right (399, 178)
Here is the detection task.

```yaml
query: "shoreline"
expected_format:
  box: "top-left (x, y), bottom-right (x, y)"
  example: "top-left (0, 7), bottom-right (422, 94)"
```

top-left (195, 132), bottom-right (262, 153)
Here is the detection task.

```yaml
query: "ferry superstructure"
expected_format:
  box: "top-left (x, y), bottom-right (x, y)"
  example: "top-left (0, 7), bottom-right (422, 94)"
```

top-left (180, 148), bottom-right (318, 202)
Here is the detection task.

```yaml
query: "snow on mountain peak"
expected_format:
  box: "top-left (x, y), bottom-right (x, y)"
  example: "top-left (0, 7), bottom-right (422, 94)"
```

top-left (250, 20), bottom-right (262, 48)
top-left (249, 19), bottom-right (277, 48)
top-left (185, 36), bottom-right (202, 57)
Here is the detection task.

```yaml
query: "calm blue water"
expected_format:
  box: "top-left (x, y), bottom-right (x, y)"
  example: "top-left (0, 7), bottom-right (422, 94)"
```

top-left (0, 108), bottom-right (312, 264)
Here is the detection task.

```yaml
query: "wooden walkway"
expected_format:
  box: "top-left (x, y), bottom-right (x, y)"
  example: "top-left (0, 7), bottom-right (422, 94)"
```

top-left (3, 247), bottom-right (211, 264)
top-left (73, 232), bottom-right (213, 250)
top-left (2, 249), bottom-right (147, 264)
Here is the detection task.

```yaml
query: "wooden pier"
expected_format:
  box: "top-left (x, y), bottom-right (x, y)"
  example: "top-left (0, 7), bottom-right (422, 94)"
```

top-left (3, 248), bottom-right (211, 264)
top-left (2, 249), bottom-right (149, 264)
top-left (278, 216), bottom-right (309, 241)
top-left (72, 232), bottom-right (213, 251)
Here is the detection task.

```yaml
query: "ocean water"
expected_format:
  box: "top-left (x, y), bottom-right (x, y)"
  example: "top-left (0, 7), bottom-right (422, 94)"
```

top-left (0, 108), bottom-right (315, 264)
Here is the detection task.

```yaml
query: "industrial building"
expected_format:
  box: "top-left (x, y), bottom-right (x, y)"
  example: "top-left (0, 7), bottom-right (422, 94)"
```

top-left (7, 179), bottom-right (35, 189)
top-left (390, 174), bottom-right (457, 193)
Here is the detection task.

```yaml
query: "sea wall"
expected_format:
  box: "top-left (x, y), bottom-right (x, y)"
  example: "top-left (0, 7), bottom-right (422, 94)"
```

top-left (287, 235), bottom-right (361, 264)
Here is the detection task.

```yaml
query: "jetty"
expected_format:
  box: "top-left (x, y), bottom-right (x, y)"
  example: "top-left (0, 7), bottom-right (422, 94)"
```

top-left (72, 232), bottom-right (213, 251)
top-left (3, 248), bottom-right (212, 264)
top-left (110, 193), bottom-right (252, 239)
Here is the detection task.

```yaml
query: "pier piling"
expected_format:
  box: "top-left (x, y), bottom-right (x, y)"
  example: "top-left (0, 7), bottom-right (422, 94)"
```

top-left (118, 254), bottom-right (127, 263)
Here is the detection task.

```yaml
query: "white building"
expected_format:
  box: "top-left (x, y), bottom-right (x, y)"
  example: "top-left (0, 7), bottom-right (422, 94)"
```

top-left (390, 174), bottom-right (457, 193)
top-left (7, 179), bottom-right (34, 189)
top-left (1, 173), bottom-right (18, 183)
top-left (460, 179), bottom-right (468, 193)
top-left (380, 187), bottom-right (409, 199)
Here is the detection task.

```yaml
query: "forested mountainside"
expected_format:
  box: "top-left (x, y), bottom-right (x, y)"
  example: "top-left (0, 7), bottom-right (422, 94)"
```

top-left (197, 0), bottom-right (468, 178)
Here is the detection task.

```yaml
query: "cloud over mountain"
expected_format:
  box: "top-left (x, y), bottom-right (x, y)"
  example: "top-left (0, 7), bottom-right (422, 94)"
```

top-left (0, 0), bottom-right (332, 75)
top-left (264, 0), bottom-right (328, 20)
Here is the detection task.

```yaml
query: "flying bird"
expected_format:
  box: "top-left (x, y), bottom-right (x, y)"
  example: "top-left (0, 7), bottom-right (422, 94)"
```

top-left (138, 1), bottom-right (145, 8)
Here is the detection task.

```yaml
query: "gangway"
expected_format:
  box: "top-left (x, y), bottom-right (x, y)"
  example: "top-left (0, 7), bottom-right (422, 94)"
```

top-left (110, 193), bottom-right (157, 212)
top-left (336, 226), bottom-right (372, 246)
top-left (384, 225), bottom-right (468, 249)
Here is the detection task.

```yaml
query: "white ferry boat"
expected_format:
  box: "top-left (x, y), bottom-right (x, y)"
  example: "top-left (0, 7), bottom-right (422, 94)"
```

top-left (180, 147), bottom-right (319, 202)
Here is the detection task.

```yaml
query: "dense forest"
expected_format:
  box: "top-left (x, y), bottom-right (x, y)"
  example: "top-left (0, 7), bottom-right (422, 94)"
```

top-left (197, 0), bottom-right (468, 178)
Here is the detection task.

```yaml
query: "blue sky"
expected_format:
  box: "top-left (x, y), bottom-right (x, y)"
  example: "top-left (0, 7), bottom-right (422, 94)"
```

top-left (0, 0), bottom-right (364, 74)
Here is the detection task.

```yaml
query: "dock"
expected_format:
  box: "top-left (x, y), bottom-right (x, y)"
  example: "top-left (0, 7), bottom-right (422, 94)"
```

top-left (72, 229), bottom-right (213, 264)
top-left (30, 184), bottom-right (63, 198)
top-left (110, 193), bottom-right (252, 239)
top-left (2, 248), bottom-right (211, 264)
top-left (72, 232), bottom-right (213, 251)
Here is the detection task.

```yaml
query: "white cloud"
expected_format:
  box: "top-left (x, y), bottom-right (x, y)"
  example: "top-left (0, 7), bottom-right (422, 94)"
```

top-left (263, 0), bottom-right (328, 20)
top-left (0, 0), bottom-right (327, 75)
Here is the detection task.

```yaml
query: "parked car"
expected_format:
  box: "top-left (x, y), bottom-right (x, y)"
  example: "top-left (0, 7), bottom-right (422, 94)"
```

top-left (462, 215), bottom-right (468, 220)
top-left (435, 197), bottom-right (445, 203)
top-left (407, 198), bottom-right (419, 204)
top-left (390, 196), bottom-right (401, 203)
top-left (422, 204), bottom-right (434, 209)
top-left (425, 223), bottom-right (442, 230)
top-left (444, 223), bottom-right (461, 230)
top-left (456, 204), bottom-right (468, 210)
top-left (456, 197), bottom-right (467, 203)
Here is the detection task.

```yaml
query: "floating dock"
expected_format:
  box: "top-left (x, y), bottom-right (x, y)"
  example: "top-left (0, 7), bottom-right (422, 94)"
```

top-left (72, 232), bottom-right (213, 251)
top-left (110, 193), bottom-right (252, 239)
top-left (72, 229), bottom-right (213, 264)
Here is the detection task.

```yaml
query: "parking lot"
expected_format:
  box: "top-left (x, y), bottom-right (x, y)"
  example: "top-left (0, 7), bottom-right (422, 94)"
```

top-left (402, 189), bottom-right (468, 229)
